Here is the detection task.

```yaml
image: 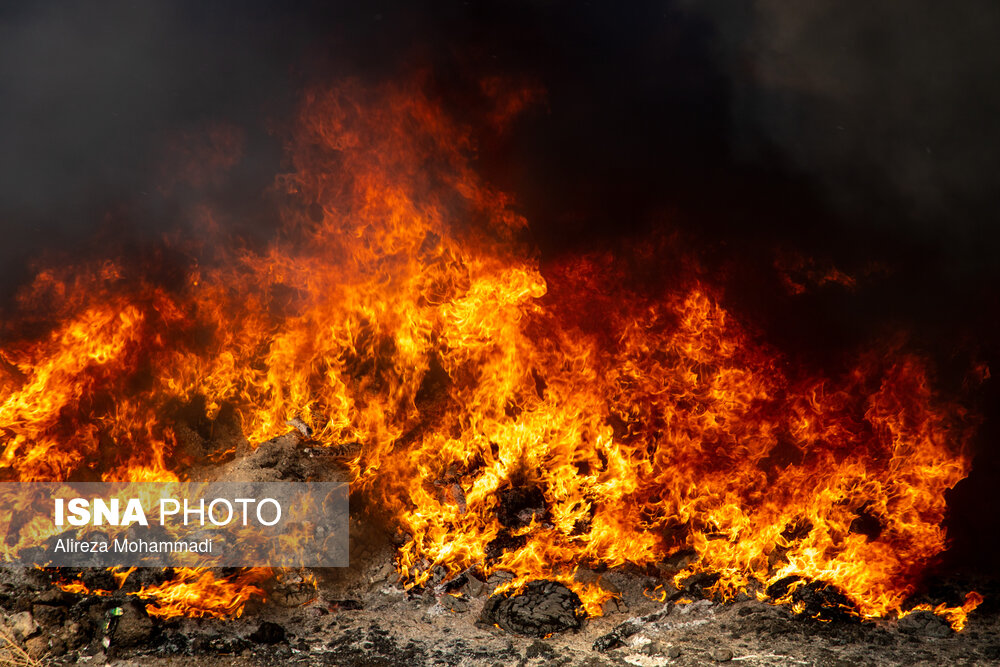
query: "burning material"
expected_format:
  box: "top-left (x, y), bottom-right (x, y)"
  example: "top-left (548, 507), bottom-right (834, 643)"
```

top-left (0, 76), bottom-right (982, 630)
top-left (54, 567), bottom-right (271, 620)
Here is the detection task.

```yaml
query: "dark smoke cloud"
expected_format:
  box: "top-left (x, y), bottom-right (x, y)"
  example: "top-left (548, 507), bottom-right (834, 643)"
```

top-left (0, 1), bottom-right (422, 287)
top-left (4, 2), bottom-right (998, 252)
top-left (2, 0), bottom-right (998, 375)
top-left (684, 0), bottom-right (1000, 244)
top-left (3, 0), bottom-right (998, 377)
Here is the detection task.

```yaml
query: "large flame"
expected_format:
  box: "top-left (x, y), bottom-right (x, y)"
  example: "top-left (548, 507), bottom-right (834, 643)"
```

top-left (0, 77), bottom-right (980, 628)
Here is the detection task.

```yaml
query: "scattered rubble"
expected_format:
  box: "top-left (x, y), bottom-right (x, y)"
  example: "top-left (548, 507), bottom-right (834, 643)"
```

top-left (248, 621), bottom-right (286, 645)
top-left (897, 610), bottom-right (952, 638)
top-left (0, 436), bottom-right (994, 665)
top-left (709, 646), bottom-right (734, 661)
top-left (0, 560), bottom-right (993, 666)
top-left (108, 601), bottom-right (154, 647)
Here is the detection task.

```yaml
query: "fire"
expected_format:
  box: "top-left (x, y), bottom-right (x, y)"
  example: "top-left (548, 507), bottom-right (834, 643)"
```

top-left (0, 76), bottom-right (981, 628)
top-left (54, 567), bottom-right (269, 620)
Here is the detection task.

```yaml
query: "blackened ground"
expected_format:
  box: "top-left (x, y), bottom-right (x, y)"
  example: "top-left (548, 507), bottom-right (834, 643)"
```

top-left (2, 558), bottom-right (1000, 666)
top-left (2, 0), bottom-right (999, 581)
top-left (1, 435), bottom-right (998, 666)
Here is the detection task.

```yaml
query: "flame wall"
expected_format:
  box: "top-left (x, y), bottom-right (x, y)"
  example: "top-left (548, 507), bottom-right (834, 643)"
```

top-left (0, 77), bottom-right (981, 627)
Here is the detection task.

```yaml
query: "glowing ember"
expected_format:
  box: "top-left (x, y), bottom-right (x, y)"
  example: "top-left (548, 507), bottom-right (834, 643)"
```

top-left (0, 77), bottom-right (981, 628)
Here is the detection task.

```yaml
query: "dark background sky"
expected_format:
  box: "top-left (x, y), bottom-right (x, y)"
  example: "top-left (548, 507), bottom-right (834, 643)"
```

top-left (1, 0), bottom-right (998, 574)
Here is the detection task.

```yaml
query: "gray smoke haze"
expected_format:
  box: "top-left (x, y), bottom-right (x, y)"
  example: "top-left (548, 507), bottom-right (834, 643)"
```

top-left (0, 1), bottom-right (280, 279)
top-left (2, 0), bottom-right (999, 285)
top-left (0, 1), bottom-right (405, 288)
top-left (685, 0), bottom-right (1000, 239)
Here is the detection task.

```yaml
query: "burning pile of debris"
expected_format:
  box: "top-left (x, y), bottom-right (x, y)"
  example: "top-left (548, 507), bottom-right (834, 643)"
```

top-left (0, 433), bottom-right (993, 666)
top-left (0, 77), bottom-right (991, 664)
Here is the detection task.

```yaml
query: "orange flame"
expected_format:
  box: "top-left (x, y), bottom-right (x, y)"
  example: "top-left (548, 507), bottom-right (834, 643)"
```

top-left (55, 567), bottom-right (268, 620)
top-left (0, 76), bottom-right (981, 628)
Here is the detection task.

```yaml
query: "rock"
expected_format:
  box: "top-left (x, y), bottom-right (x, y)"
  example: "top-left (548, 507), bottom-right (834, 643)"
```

top-left (658, 549), bottom-right (698, 573)
top-left (110, 601), bottom-right (154, 647)
top-left (593, 573), bottom-right (624, 597)
top-left (478, 580), bottom-right (584, 637)
top-left (680, 571), bottom-right (720, 597)
top-left (592, 621), bottom-right (640, 652)
top-left (485, 570), bottom-right (515, 593)
top-left (48, 636), bottom-right (67, 657)
top-left (271, 570), bottom-right (319, 607)
top-left (666, 645), bottom-right (682, 658)
top-left (442, 594), bottom-right (470, 613)
top-left (370, 562), bottom-right (396, 584)
top-left (602, 596), bottom-right (628, 614)
top-left (429, 566), bottom-right (449, 587)
top-left (62, 620), bottom-right (88, 649)
top-left (710, 646), bottom-right (734, 662)
top-left (35, 589), bottom-right (72, 605)
top-left (639, 639), bottom-right (665, 655)
top-left (616, 620), bottom-right (643, 638)
top-left (249, 621), bottom-right (286, 644)
top-left (462, 573), bottom-right (487, 598)
top-left (10, 611), bottom-right (39, 639)
top-left (525, 639), bottom-right (556, 659)
top-left (592, 632), bottom-right (625, 652)
top-left (898, 610), bottom-right (951, 638)
top-left (32, 603), bottom-right (65, 628)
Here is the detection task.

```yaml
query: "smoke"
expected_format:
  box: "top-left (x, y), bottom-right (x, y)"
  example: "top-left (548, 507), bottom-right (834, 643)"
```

top-left (685, 0), bottom-right (1000, 244)
top-left (4, 2), bottom-right (998, 255)
top-left (0, 1), bottom-right (425, 289)
top-left (2, 1), bottom-right (998, 349)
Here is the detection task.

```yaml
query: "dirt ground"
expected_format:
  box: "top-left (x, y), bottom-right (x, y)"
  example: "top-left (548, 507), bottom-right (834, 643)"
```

top-left (3, 438), bottom-right (997, 666)
top-left (2, 552), bottom-right (998, 667)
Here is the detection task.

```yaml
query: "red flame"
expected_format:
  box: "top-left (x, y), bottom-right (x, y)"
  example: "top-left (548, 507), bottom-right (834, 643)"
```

top-left (0, 76), bottom-right (981, 628)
